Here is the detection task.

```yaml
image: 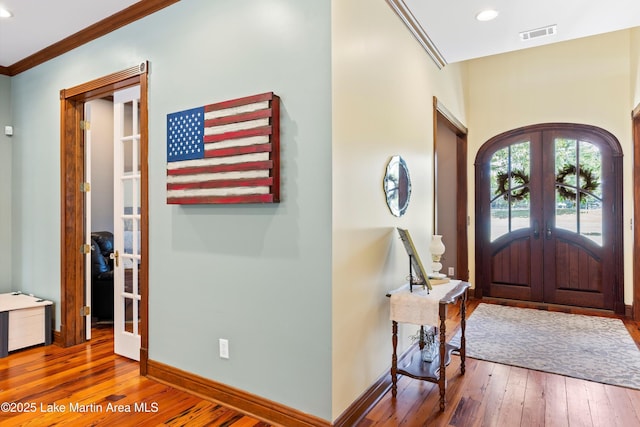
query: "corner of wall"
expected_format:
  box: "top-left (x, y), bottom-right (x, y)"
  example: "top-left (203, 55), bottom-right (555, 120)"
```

top-left (0, 75), bottom-right (12, 291)
top-left (631, 27), bottom-right (640, 109)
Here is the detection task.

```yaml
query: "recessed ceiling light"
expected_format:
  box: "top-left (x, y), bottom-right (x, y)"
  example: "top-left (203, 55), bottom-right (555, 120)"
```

top-left (476, 9), bottom-right (499, 22)
top-left (0, 8), bottom-right (12, 18)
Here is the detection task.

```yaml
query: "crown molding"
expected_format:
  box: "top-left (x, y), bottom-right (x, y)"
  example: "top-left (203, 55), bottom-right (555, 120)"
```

top-left (386, 0), bottom-right (447, 69)
top-left (1, 0), bottom-right (180, 76)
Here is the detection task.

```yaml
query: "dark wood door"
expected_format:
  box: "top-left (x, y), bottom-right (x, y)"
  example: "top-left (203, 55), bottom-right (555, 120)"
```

top-left (475, 124), bottom-right (623, 311)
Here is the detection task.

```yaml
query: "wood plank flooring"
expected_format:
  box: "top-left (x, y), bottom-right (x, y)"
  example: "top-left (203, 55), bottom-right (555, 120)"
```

top-left (1, 300), bottom-right (640, 426)
top-left (359, 299), bottom-right (640, 427)
top-left (0, 326), bottom-right (271, 426)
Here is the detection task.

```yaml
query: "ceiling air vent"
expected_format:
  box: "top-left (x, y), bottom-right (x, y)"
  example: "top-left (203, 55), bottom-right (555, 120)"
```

top-left (519, 24), bottom-right (557, 41)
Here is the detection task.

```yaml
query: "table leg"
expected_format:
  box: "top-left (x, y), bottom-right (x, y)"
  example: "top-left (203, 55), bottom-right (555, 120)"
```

top-left (460, 289), bottom-right (467, 374)
top-left (391, 321), bottom-right (398, 398)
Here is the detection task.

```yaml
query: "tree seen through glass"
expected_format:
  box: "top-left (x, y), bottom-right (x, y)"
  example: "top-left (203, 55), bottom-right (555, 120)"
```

top-left (555, 138), bottom-right (602, 245)
top-left (489, 138), bottom-right (602, 245)
top-left (490, 141), bottom-right (531, 241)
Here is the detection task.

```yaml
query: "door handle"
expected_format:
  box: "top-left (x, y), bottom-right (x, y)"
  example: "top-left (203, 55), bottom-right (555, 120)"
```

top-left (110, 250), bottom-right (120, 268)
top-left (533, 220), bottom-right (540, 239)
top-left (545, 222), bottom-right (552, 240)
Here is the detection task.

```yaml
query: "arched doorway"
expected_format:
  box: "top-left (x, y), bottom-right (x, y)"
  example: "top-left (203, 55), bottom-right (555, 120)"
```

top-left (475, 123), bottom-right (624, 313)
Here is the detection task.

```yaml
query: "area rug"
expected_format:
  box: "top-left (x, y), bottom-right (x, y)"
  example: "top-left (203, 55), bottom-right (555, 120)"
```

top-left (451, 303), bottom-right (640, 390)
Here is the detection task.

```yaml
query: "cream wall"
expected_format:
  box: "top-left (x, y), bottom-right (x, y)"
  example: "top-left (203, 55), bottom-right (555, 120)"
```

top-left (331, 0), bottom-right (467, 419)
top-left (632, 27), bottom-right (640, 106)
top-left (466, 29), bottom-right (634, 304)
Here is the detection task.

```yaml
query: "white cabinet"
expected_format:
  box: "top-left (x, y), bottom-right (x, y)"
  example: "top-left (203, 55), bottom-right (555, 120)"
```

top-left (0, 293), bottom-right (53, 356)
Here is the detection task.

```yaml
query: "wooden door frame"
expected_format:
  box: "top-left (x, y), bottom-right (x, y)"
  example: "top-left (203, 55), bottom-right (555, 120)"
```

top-left (633, 104), bottom-right (640, 320)
top-left (60, 63), bottom-right (149, 372)
top-left (433, 97), bottom-right (469, 281)
top-left (475, 122), bottom-right (624, 313)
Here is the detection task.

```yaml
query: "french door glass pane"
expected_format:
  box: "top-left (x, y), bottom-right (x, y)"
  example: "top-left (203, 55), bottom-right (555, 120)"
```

top-left (123, 101), bottom-right (133, 138)
top-left (554, 138), bottom-right (602, 245)
top-left (490, 141), bottom-right (531, 241)
top-left (123, 139), bottom-right (133, 175)
top-left (125, 295), bottom-right (133, 333)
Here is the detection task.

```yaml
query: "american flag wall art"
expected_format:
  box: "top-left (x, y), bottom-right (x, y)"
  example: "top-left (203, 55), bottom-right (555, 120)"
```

top-left (166, 92), bottom-right (280, 204)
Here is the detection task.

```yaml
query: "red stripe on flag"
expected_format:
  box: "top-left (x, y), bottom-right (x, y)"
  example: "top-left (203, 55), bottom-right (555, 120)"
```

top-left (203, 126), bottom-right (272, 143)
top-left (204, 92), bottom-right (274, 112)
top-left (167, 177), bottom-right (273, 191)
top-left (167, 160), bottom-right (273, 177)
top-left (204, 109), bottom-right (272, 127)
top-left (204, 143), bottom-right (271, 158)
top-left (168, 193), bottom-right (274, 205)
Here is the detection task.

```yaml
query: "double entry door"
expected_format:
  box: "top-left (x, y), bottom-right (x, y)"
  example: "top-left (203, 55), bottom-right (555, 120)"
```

top-left (475, 124), bottom-right (622, 311)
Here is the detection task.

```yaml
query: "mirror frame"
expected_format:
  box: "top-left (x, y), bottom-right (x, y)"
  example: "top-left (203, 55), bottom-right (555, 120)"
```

top-left (383, 155), bottom-right (412, 217)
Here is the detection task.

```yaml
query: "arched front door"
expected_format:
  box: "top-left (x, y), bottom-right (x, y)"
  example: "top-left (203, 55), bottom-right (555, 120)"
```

top-left (475, 123), bottom-right (624, 313)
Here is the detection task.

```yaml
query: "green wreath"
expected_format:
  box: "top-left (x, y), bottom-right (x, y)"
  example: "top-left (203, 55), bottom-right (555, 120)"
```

top-left (495, 169), bottom-right (530, 202)
top-left (556, 164), bottom-right (599, 203)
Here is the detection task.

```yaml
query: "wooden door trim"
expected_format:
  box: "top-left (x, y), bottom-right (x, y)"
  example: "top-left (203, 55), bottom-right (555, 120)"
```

top-left (633, 105), bottom-right (640, 320)
top-left (5, 0), bottom-right (179, 76)
top-left (60, 63), bottom-right (149, 372)
top-left (60, 97), bottom-right (85, 347)
top-left (475, 122), bottom-right (624, 313)
top-left (433, 97), bottom-right (469, 281)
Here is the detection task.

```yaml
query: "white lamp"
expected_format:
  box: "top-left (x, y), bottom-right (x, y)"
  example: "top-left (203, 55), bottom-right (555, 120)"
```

top-left (429, 235), bottom-right (446, 278)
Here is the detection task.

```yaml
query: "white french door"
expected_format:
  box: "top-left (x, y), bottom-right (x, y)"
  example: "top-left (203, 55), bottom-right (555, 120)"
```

top-left (84, 103), bottom-right (93, 341)
top-left (113, 86), bottom-right (142, 360)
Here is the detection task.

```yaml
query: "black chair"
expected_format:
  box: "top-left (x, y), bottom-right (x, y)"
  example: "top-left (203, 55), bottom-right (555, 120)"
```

top-left (90, 231), bottom-right (114, 321)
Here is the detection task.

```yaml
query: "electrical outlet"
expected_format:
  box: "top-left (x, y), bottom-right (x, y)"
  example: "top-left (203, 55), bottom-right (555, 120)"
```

top-left (448, 267), bottom-right (455, 276)
top-left (219, 338), bottom-right (229, 359)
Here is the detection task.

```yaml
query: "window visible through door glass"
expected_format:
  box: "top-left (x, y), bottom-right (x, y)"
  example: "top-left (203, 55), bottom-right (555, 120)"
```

top-left (490, 141), bottom-right (531, 241)
top-left (554, 138), bottom-right (602, 245)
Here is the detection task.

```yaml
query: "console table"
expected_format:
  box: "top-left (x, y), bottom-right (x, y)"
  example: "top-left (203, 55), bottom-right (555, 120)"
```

top-left (388, 280), bottom-right (470, 411)
top-left (0, 293), bottom-right (53, 357)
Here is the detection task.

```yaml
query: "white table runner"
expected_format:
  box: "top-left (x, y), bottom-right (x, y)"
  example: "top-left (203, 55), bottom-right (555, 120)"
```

top-left (389, 280), bottom-right (460, 326)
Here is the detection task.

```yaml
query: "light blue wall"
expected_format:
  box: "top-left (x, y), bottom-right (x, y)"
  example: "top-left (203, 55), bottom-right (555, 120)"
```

top-left (0, 75), bottom-right (11, 292)
top-left (10, 0), bottom-right (332, 420)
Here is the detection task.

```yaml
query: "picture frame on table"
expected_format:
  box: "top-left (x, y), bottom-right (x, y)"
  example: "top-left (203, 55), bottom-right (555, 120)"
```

top-left (396, 227), bottom-right (432, 291)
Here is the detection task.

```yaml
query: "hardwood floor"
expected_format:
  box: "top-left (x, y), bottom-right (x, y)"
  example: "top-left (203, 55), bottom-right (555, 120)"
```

top-left (358, 299), bottom-right (640, 427)
top-left (0, 326), bottom-right (271, 426)
top-left (1, 301), bottom-right (639, 426)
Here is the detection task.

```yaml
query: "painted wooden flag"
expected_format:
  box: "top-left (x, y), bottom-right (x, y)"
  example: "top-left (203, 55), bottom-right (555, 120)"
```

top-left (166, 92), bottom-right (280, 204)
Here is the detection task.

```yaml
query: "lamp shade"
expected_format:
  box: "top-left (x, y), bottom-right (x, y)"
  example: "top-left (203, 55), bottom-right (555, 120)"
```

top-left (429, 235), bottom-right (445, 257)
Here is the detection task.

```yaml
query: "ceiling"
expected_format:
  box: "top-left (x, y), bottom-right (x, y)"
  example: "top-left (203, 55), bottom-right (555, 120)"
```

top-left (404, 0), bottom-right (640, 63)
top-left (2, 0), bottom-right (640, 69)
top-left (0, 0), bottom-right (141, 67)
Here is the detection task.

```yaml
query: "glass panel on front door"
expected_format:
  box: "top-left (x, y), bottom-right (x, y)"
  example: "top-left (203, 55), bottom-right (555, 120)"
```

top-left (490, 141), bottom-right (531, 241)
top-left (554, 138), bottom-right (602, 245)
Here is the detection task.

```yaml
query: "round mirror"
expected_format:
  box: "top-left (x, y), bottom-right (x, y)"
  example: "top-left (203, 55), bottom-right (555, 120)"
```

top-left (383, 155), bottom-right (411, 217)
